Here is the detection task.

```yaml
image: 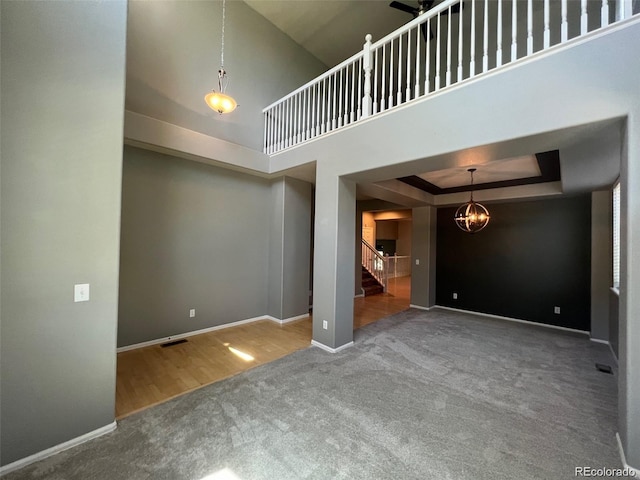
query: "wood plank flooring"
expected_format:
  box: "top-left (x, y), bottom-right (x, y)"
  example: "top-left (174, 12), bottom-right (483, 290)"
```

top-left (115, 276), bottom-right (411, 418)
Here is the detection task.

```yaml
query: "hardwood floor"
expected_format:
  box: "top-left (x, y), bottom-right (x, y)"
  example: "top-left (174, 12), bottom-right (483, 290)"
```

top-left (115, 276), bottom-right (411, 418)
top-left (354, 275), bottom-right (411, 329)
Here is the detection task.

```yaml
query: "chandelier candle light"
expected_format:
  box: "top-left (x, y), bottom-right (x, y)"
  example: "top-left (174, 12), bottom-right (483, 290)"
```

top-left (205, 0), bottom-right (237, 114)
top-left (454, 168), bottom-right (490, 233)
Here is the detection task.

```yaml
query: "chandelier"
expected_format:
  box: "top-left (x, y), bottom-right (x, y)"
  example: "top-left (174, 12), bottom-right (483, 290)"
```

top-left (454, 168), bottom-right (490, 233)
top-left (205, 0), bottom-right (237, 114)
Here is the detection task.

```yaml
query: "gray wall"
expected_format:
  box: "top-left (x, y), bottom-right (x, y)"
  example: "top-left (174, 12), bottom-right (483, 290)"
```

top-left (0, 0), bottom-right (127, 466)
top-left (397, 221), bottom-right (412, 257)
top-left (268, 177), bottom-right (312, 320)
top-left (610, 289), bottom-right (620, 359)
top-left (410, 207), bottom-right (437, 309)
top-left (118, 146), bottom-right (273, 347)
top-left (591, 190), bottom-right (613, 341)
top-left (282, 178), bottom-right (313, 319)
top-left (125, 0), bottom-right (327, 151)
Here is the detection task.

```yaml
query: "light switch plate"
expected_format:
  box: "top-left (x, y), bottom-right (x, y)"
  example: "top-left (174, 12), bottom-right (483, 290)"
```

top-left (74, 284), bottom-right (90, 302)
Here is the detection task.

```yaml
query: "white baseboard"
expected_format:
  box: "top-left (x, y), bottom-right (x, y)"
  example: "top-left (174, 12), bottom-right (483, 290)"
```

top-left (587, 338), bottom-right (620, 365)
top-left (354, 293), bottom-right (364, 298)
top-left (409, 304), bottom-right (431, 311)
top-left (117, 315), bottom-right (272, 352)
top-left (589, 337), bottom-right (610, 345)
top-left (311, 340), bottom-right (354, 353)
top-left (616, 432), bottom-right (640, 476)
top-left (0, 421), bottom-right (117, 476)
top-left (434, 305), bottom-right (590, 336)
top-left (265, 313), bottom-right (310, 325)
top-left (609, 342), bottom-right (619, 365)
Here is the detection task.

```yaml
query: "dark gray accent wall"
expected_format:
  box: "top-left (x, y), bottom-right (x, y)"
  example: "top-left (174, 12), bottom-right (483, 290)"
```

top-left (118, 146), bottom-right (272, 347)
top-left (1, 0), bottom-right (127, 466)
top-left (436, 195), bottom-right (592, 331)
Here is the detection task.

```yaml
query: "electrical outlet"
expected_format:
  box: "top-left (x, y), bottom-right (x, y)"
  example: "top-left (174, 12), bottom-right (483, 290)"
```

top-left (554, 306), bottom-right (561, 314)
top-left (453, 292), bottom-right (458, 300)
top-left (189, 309), bottom-right (196, 318)
top-left (322, 320), bottom-right (328, 330)
top-left (74, 284), bottom-right (90, 302)
top-left (415, 259), bottom-right (420, 265)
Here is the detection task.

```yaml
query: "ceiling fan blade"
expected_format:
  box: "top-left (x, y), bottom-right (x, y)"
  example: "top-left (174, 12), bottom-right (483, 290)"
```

top-left (389, 1), bottom-right (420, 16)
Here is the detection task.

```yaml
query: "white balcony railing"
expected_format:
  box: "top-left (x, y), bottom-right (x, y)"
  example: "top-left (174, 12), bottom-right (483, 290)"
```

top-left (263, 0), bottom-right (634, 155)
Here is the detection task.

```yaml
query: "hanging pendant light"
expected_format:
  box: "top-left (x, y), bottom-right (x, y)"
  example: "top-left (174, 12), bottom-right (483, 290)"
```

top-left (454, 168), bottom-right (490, 233)
top-left (205, 0), bottom-right (237, 114)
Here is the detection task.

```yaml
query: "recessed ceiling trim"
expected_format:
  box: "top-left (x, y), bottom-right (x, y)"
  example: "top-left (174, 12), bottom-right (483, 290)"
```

top-left (397, 150), bottom-right (561, 195)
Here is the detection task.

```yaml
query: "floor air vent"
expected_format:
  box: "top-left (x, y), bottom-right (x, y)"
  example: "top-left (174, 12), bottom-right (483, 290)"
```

top-left (595, 363), bottom-right (613, 374)
top-left (161, 339), bottom-right (188, 348)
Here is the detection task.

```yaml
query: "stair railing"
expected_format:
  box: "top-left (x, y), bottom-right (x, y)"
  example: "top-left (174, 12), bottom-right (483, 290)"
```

top-left (362, 239), bottom-right (388, 292)
top-left (263, 0), bottom-right (635, 155)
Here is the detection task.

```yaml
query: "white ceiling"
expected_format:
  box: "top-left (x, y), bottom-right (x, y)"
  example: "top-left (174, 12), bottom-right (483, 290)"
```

top-left (417, 155), bottom-right (541, 188)
top-left (243, 0), bottom-right (411, 66)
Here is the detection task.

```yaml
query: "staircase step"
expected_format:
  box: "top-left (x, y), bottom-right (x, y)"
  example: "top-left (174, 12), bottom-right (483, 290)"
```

top-left (361, 264), bottom-right (385, 296)
top-left (363, 284), bottom-right (384, 296)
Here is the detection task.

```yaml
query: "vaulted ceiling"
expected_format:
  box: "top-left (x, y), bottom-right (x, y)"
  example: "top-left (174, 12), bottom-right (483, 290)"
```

top-left (244, 0), bottom-right (410, 66)
top-left (243, 0), bottom-right (616, 201)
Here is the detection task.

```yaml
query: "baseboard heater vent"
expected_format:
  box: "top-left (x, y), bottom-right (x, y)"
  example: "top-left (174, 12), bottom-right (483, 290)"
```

top-left (596, 363), bottom-right (613, 374)
top-left (161, 339), bottom-right (188, 348)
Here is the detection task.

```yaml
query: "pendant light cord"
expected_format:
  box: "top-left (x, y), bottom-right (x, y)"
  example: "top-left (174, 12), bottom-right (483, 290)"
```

top-left (220, 0), bottom-right (226, 68)
top-left (217, 0), bottom-right (227, 92)
top-left (469, 168), bottom-right (476, 201)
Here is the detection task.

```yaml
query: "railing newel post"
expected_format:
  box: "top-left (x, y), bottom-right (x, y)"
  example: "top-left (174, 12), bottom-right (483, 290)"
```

top-left (362, 34), bottom-right (373, 118)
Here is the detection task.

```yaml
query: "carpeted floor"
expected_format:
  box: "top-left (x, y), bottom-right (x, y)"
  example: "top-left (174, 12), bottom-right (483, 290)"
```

top-left (5, 308), bottom-right (621, 480)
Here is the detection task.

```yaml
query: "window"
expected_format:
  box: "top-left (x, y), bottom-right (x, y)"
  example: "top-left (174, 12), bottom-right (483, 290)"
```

top-left (613, 182), bottom-right (620, 289)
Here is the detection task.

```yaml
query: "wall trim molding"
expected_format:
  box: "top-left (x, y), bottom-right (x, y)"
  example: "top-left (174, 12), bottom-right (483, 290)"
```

top-left (409, 304), bottom-right (432, 311)
top-left (311, 340), bottom-right (354, 353)
top-left (0, 421), bottom-right (117, 476)
top-left (589, 337), bottom-right (610, 345)
top-left (265, 313), bottom-right (310, 325)
top-left (117, 315), bottom-right (271, 352)
top-left (616, 432), bottom-right (640, 476)
top-left (434, 305), bottom-right (590, 335)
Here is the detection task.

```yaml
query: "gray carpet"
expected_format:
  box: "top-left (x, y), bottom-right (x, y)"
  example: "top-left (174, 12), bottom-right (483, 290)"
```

top-left (5, 308), bottom-right (622, 480)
